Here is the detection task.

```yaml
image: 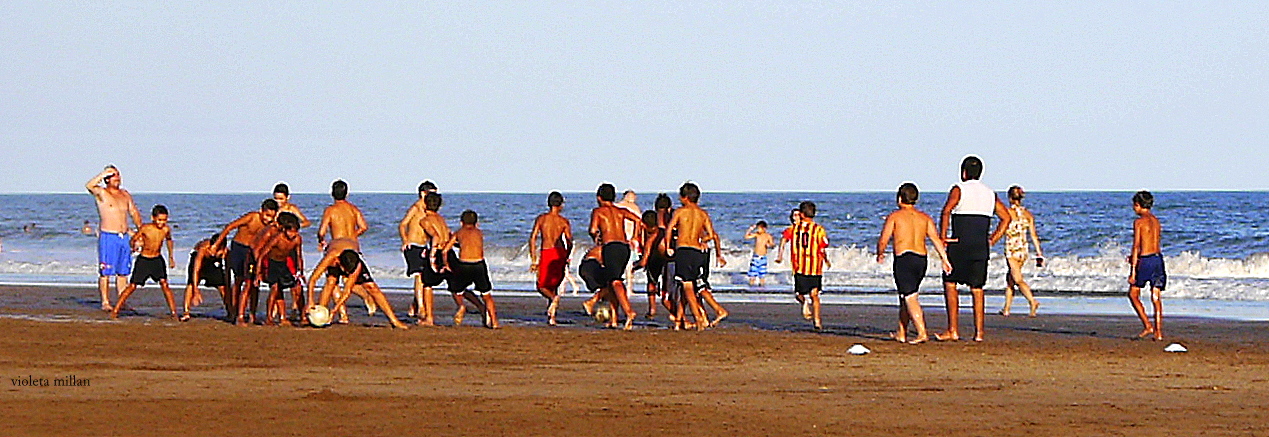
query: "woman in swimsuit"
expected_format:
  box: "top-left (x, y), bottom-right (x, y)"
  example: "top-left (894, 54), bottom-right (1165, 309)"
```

top-left (1000, 185), bottom-right (1044, 317)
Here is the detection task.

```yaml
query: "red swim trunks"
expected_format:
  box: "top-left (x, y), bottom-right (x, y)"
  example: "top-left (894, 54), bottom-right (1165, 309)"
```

top-left (537, 247), bottom-right (568, 291)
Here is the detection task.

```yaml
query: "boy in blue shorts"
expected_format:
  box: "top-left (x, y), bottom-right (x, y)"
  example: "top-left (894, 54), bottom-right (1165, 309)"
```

top-left (744, 221), bottom-right (774, 286)
top-left (1128, 191), bottom-right (1166, 340)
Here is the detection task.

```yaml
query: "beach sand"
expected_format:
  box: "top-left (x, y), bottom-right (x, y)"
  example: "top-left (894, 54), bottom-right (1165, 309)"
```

top-left (1, 284), bottom-right (1267, 436)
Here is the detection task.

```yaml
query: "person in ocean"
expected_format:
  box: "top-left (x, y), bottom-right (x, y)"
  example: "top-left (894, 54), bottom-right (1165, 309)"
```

top-left (938, 156), bottom-right (1011, 342)
top-left (877, 183), bottom-right (952, 344)
top-left (111, 205), bottom-right (179, 320)
top-left (1128, 191), bottom-right (1166, 340)
top-left (744, 220), bottom-right (775, 286)
top-left (998, 185), bottom-right (1044, 317)
top-left (529, 191), bottom-right (573, 326)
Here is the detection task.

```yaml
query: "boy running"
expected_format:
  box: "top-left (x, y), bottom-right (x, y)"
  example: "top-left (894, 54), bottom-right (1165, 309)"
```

top-left (400, 180), bottom-right (439, 324)
top-left (255, 212), bottom-right (304, 326)
top-left (588, 183), bottom-right (644, 330)
top-left (110, 205), bottom-right (178, 320)
top-left (788, 201), bottom-right (829, 330)
top-left (529, 191), bottom-right (573, 325)
top-left (1128, 191), bottom-right (1166, 340)
top-left (744, 221), bottom-right (775, 286)
top-left (877, 183), bottom-right (953, 344)
top-left (440, 210), bottom-right (499, 329)
top-left (666, 182), bottom-right (727, 331)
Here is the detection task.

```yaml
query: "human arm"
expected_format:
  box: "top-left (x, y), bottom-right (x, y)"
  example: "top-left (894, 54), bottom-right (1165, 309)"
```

top-left (130, 230), bottom-right (143, 252)
top-left (292, 207), bottom-right (312, 228)
top-left (317, 208), bottom-right (331, 250)
top-left (989, 196), bottom-right (1013, 246)
top-left (926, 218), bottom-right (953, 274)
top-left (165, 227), bottom-right (175, 267)
top-left (399, 206), bottom-right (420, 251)
top-left (819, 227), bottom-right (830, 269)
top-left (255, 233), bottom-right (281, 276)
top-left (940, 186), bottom-right (960, 242)
top-left (1129, 219), bottom-right (1143, 284)
top-left (562, 219), bottom-right (574, 257)
top-left (212, 214), bottom-right (250, 249)
top-left (125, 192), bottom-right (143, 233)
top-left (528, 216), bottom-right (542, 271)
top-left (774, 231), bottom-right (788, 264)
top-left (353, 206), bottom-right (368, 237)
top-left (1027, 210), bottom-right (1044, 263)
top-left (876, 215), bottom-right (895, 263)
top-left (306, 252), bottom-right (336, 307)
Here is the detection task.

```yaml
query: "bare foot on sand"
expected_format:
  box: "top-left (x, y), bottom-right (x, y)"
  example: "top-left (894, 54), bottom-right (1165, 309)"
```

top-left (889, 331), bottom-right (907, 343)
top-left (709, 311), bottom-right (728, 327)
top-left (1137, 328), bottom-right (1156, 339)
top-left (934, 331), bottom-right (959, 341)
top-left (908, 335), bottom-right (929, 345)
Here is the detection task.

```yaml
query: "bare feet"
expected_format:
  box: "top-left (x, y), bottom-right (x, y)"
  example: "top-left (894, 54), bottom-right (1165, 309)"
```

top-left (192, 290), bottom-right (204, 307)
top-left (108, 309), bottom-right (120, 319)
top-left (973, 335), bottom-right (984, 342)
top-left (889, 331), bottom-right (907, 343)
top-left (623, 318), bottom-right (634, 331)
top-left (709, 311), bottom-right (729, 328)
top-left (1029, 302), bottom-right (1040, 318)
top-left (100, 303), bottom-right (113, 312)
top-left (801, 300), bottom-right (812, 320)
top-left (907, 335), bottom-right (929, 345)
top-left (391, 321), bottom-right (411, 329)
top-left (235, 317), bottom-right (249, 327)
top-left (415, 319), bottom-right (435, 327)
top-left (547, 297), bottom-right (559, 326)
top-left (453, 310), bottom-right (465, 327)
top-left (934, 331), bottom-right (959, 341)
top-left (997, 309), bottom-right (1010, 317)
top-left (1136, 328), bottom-right (1156, 339)
top-left (582, 299), bottom-right (595, 316)
top-left (179, 313), bottom-right (192, 322)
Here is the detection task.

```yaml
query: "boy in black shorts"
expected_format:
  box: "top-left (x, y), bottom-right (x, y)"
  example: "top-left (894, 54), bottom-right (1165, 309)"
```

top-left (255, 212), bottom-right (303, 326)
top-left (440, 210), bottom-right (499, 329)
top-left (182, 232), bottom-right (229, 321)
top-left (111, 205), bottom-right (179, 320)
top-left (877, 183), bottom-right (952, 344)
top-left (307, 244), bottom-right (409, 329)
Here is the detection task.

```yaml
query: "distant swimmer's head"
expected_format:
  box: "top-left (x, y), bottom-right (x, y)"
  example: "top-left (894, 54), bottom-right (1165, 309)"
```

top-left (898, 183), bottom-right (919, 205)
top-left (789, 208), bottom-right (801, 224)
top-left (418, 180), bottom-right (438, 197)
top-left (261, 199), bottom-right (280, 222)
top-left (961, 155), bottom-right (983, 181)
top-left (597, 183), bottom-right (617, 203)
top-left (272, 183), bottom-right (290, 202)
top-left (331, 180), bottom-right (349, 201)
top-left (461, 210), bottom-right (479, 225)
top-left (1007, 185), bottom-right (1025, 204)
top-left (277, 212), bottom-right (300, 231)
top-left (548, 191), bottom-right (564, 207)
top-left (1133, 190), bottom-right (1154, 210)
top-left (655, 193), bottom-right (672, 211)
top-left (424, 192), bottom-right (443, 211)
top-left (678, 182), bottom-right (701, 204)
top-left (338, 249), bottom-right (362, 272)
top-left (151, 205), bottom-right (169, 227)
top-left (641, 210), bottom-right (658, 227)
top-left (798, 201), bottom-right (817, 219)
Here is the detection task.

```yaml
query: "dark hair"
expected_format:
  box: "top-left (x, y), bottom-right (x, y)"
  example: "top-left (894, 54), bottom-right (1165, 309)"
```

top-left (460, 210), bottom-right (478, 225)
top-left (679, 182), bottom-right (701, 203)
top-left (424, 192), bottom-right (443, 211)
top-left (331, 180), bottom-right (348, 201)
top-left (548, 191), bottom-right (564, 207)
top-left (419, 180), bottom-right (437, 193)
top-left (338, 249), bottom-right (362, 272)
top-left (789, 208), bottom-right (800, 223)
top-left (597, 183), bottom-right (616, 202)
top-left (655, 193), bottom-right (672, 210)
top-left (756, 220), bottom-right (768, 228)
top-left (623, 189), bottom-right (636, 197)
top-left (961, 156), bottom-right (983, 180)
top-left (898, 183), bottom-right (919, 205)
top-left (261, 199), bottom-right (280, 211)
top-left (798, 201), bottom-right (817, 218)
top-left (151, 204), bottom-right (169, 217)
top-left (642, 210), bottom-right (658, 227)
top-left (1133, 191), bottom-right (1154, 209)
top-left (209, 232), bottom-right (222, 245)
top-left (1008, 185), bottom-right (1025, 202)
top-left (277, 212), bottom-right (300, 230)
top-left (273, 183), bottom-right (289, 196)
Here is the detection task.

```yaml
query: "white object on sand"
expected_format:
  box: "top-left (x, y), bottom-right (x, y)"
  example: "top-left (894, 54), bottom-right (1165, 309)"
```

top-left (307, 305), bottom-right (332, 328)
top-left (1164, 343), bottom-right (1188, 353)
top-left (847, 344), bottom-right (871, 355)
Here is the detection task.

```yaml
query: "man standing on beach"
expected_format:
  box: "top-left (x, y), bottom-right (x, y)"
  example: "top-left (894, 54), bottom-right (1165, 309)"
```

top-left (589, 183), bottom-right (644, 330)
top-left (529, 191), bottom-right (573, 325)
top-left (939, 156), bottom-right (1011, 342)
top-left (400, 180), bottom-right (439, 324)
top-left (86, 165), bottom-right (143, 312)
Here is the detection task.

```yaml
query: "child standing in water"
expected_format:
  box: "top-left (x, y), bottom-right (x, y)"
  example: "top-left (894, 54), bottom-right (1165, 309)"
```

top-left (1128, 191), bottom-right (1166, 340)
top-left (999, 185), bottom-right (1044, 317)
top-left (744, 221), bottom-right (774, 286)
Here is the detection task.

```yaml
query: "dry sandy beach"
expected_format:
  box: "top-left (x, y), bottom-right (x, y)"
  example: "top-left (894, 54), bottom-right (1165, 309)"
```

top-left (1, 284), bottom-right (1267, 436)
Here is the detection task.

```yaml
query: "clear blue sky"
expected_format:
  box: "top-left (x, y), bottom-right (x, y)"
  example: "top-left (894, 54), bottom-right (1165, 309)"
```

top-left (3, 2), bottom-right (1266, 194)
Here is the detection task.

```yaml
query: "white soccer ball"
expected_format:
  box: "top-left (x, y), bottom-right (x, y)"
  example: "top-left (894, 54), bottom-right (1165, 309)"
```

top-left (594, 305), bottom-right (613, 324)
top-left (307, 305), bottom-right (332, 328)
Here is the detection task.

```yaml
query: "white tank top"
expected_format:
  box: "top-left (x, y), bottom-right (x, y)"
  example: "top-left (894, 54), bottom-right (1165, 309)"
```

top-left (951, 180), bottom-right (995, 216)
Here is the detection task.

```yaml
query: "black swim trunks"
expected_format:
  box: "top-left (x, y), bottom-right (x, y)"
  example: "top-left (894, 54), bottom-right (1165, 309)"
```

top-left (130, 255), bottom-right (167, 285)
top-left (643, 253), bottom-right (666, 293)
top-left (943, 214), bottom-right (991, 289)
top-left (578, 258), bottom-right (605, 292)
top-left (893, 252), bottom-right (927, 297)
top-left (448, 259), bottom-right (493, 295)
top-left (794, 274), bottom-right (822, 296)
top-left (227, 241), bottom-right (252, 277)
top-left (674, 247), bottom-right (708, 283)
top-left (599, 241), bottom-right (631, 284)
top-left (187, 252), bottom-right (226, 287)
top-left (404, 244), bottom-right (428, 276)
top-left (326, 261), bottom-right (374, 285)
top-left (264, 258), bottom-right (298, 288)
top-left (1132, 253), bottom-right (1167, 291)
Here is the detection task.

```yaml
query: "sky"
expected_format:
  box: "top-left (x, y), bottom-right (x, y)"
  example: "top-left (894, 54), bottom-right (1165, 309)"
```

top-left (2, 1), bottom-right (1267, 194)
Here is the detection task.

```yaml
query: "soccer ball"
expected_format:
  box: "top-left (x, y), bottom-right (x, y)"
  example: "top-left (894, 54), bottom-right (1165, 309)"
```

top-left (306, 305), bottom-right (332, 328)
top-left (594, 305), bottom-right (613, 324)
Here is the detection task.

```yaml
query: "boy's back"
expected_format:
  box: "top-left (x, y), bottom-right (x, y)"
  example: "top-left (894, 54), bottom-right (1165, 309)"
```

top-left (454, 225), bottom-right (484, 261)
top-left (1134, 213), bottom-right (1162, 255)
top-left (888, 208), bottom-right (937, 256)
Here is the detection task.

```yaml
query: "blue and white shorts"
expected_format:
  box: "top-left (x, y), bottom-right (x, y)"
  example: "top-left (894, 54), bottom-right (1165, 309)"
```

top-left (748, 254), bottom-right (768, 278)
top-left (98, 232), bottom-right (132, 276)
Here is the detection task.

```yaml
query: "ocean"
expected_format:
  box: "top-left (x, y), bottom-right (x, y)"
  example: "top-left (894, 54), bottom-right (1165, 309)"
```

top-left (3, 191), bottom-right (1268, 311)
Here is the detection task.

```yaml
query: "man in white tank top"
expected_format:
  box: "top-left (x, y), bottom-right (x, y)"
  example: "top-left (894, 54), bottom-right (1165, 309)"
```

top-left (937, 156), bottom-right (1012, 342)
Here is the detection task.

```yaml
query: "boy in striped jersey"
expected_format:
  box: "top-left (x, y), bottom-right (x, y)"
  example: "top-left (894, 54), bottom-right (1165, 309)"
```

top-left (789, 201), bottom-right (829, 330)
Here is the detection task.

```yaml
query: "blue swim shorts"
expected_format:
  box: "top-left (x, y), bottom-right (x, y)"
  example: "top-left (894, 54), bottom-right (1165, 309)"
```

top-left (748, 254), bottom-right (768, 278)
top-left (98, 232), bottom-right (132, 276)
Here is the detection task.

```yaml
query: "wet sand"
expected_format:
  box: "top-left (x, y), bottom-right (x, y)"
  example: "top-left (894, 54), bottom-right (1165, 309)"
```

top-left (2, 284), bottom-right (1268, 436)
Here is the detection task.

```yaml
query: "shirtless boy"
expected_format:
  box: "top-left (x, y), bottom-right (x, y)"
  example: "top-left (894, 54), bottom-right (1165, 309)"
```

top-left (307, 240), bottom-right (409, 329)
top-left (788, 201), bottom-right (829, 330)
top-left (86, 165), bottom-right (143, 311)
top-left (182, 232), bottom-right (229, 321)
top-left (1128, 191), bottom-right (1166, 340)
top-left (255, 212), bottom-right (304, 326)
top-left (666, 182), bottom-right (728, 331)
top-left (110, 205), bottom-right (178, 320)
top-left (877, 183), bottom-right (953, 344)
top-left (400, 180), bottom-right (439, 324)
top-left (440, 210), bottom-right (499, 329)
top-left (529, 191), bottom-right (573, 325)
top-left (213, 199), bottom-right (279, 324)
top-left (272, 183), bottom-right (312, 228)
top-left (636, 210), bottom-right (667, 319)
top-left (317, 180), bottom-right (374, 319)
top-left (938, 156), bottom-right (1011, 341)
top-left (744, 221), bottom-right (775, 286)
top-left (588, 183), bottom-right (644, 330)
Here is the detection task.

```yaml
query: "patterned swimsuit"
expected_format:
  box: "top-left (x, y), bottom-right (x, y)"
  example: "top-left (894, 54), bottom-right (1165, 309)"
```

top-left (1005, 205), bottom-right (1032, 262)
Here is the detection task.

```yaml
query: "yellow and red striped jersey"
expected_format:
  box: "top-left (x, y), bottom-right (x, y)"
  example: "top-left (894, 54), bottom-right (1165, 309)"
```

top-left (789, 220), bottom-right (828, 276)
